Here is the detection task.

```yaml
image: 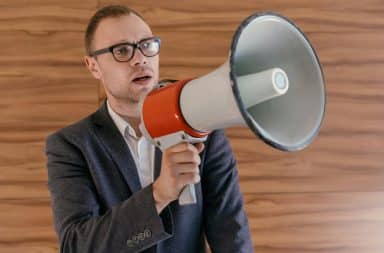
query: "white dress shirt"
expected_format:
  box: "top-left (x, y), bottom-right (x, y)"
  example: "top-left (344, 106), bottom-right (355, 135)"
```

top-left (107, 101), bottom-right (155, 188)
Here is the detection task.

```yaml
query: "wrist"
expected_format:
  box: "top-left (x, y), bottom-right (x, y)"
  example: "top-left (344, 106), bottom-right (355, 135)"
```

top-left (152, 180), bottom-right (170, 213)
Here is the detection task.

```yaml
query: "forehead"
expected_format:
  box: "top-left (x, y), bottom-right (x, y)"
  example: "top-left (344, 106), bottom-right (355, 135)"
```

top-left (93, 14), bottom-right (153, 48)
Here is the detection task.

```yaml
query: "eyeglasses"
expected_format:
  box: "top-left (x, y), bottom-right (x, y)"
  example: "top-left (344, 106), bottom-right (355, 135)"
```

top-left (89, 37), bottom-right (161, 62)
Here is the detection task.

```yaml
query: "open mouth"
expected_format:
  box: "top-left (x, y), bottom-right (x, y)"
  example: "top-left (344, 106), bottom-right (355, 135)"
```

top-left (133, 75), bottom-right (152, 83)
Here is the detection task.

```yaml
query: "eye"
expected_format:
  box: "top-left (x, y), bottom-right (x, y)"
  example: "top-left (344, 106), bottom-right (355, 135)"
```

top-left (141, 41), bottom-right (151, 49)
top-left (140, 39), bottom-right (159, 54)
top-left (113, 45), bottom-right (132, 57)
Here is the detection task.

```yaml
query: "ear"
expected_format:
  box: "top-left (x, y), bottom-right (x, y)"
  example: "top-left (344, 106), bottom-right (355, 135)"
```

top-left (84, 56), bottom-right (102, 80)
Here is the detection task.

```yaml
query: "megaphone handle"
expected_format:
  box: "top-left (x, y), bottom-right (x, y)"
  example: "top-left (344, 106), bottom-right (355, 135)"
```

top-left (179, 184), bottom-right (197, 205)
top-left (148, 131), bottom-right (208, 206)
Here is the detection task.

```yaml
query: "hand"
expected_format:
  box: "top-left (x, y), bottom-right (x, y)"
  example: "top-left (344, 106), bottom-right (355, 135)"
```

top-left (152, 142), bottom-right (205, 213)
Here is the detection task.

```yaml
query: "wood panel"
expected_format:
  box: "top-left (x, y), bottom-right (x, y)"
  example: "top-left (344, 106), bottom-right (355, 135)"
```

top-left (0, 199), bottom-right (57, 253)
top-left (0, 0), bottom-right (97, 32)
top-left (0, 1), bottom-right (99, 253)
top-left (0, 0), bottom-right (383, 252)
top-left (227, 126), bottom-right (384, 194)
top-left (245, 192), bottom-right (384, 253)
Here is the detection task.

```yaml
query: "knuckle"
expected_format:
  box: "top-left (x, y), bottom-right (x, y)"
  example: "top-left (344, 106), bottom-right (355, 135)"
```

top-left (188, 153), bottom-right (200, 165)
top-left (186, 143), bottom-right (195, 151)
top-left (181, 142), bottom-right (190, 150)
top-left (168, 155), bottom-right (176, 164)
top-left (194, 154), bottom-right (201, 164)
top-left (171, 168), bottom-right (178, 177)
top-left (194, 174), bottom-right (201, 183)
top-left (185, 152), bottom-right (193, 161)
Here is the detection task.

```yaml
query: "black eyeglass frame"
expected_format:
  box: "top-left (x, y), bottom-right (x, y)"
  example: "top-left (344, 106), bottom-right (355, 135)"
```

top-left (89, 36), bottom-right (161, 62)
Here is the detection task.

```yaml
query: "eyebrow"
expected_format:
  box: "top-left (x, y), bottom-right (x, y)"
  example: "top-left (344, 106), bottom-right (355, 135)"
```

top-left (113, 35), bottom-right (154, 45)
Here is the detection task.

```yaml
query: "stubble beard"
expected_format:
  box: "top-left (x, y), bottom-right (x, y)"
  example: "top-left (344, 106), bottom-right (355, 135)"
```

top-left (115, 81), bottom-right (155, 105)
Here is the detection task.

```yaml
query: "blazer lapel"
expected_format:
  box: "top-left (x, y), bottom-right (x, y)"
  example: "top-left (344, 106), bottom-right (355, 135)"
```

top-left (91, 101), bottom-right (142, 193)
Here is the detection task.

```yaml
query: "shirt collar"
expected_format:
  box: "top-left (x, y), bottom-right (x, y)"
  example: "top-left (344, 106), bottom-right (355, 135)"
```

top-left (106, 100), bottom-right (138, 139)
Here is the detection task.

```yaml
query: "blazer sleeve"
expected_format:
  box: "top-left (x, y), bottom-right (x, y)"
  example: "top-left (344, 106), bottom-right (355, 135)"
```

top-left (46, 132), bottom-right (173, 253)
top-left (201, 130), bottom-right (254, 253)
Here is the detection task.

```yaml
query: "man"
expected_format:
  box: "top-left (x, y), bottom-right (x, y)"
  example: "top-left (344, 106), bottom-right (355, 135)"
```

top-left (46, 4), bottom-right (253, 253)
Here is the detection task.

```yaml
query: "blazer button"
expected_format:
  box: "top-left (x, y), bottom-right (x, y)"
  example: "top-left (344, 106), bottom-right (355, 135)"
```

top-left (126, 239), bottom-right (136, 248)
top-left (144, 228), bottom-right (152, 238)
top-left (138, 232), bottom-right (145, 241)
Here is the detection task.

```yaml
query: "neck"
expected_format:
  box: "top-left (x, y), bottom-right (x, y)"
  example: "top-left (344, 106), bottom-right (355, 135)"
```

top-left (108, 98), bottom-right (142, 137)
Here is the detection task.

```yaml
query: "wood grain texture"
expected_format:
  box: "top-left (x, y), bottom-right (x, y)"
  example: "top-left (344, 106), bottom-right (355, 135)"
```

top-left (0, 0), bottom-right (383, 252)
top-left (245, 192), bottom-right (384, 253)
top-left (0, 1), bottom-right (98, 253)
top-left (0, 199), bottom-right (58, 253)
top-left (0, 0), bottom-right (97, 32)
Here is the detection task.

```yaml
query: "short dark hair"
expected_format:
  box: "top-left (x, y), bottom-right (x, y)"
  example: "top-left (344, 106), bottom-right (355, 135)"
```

top-left (84, 5), bottom-right (145, 55)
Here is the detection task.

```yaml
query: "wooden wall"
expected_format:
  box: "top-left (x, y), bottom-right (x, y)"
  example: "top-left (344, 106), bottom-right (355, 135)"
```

top-left (1, 0), bottom-right (383, 252)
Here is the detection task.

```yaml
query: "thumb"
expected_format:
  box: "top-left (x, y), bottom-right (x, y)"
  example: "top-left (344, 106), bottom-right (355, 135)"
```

top-left (194, 142), bottom-right (205, 153)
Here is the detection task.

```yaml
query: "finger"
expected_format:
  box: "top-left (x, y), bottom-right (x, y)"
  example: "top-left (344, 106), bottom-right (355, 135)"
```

top-left (168, 151), bottom-right (201, 165)
top-left (194, 143), bottom-right (205, 153)
top-left (166, 142), bottom-right (191, 153)
top-left (170, 164), bottom-right (199, 176)
top-left (178, 173), bottom-right (201, 186)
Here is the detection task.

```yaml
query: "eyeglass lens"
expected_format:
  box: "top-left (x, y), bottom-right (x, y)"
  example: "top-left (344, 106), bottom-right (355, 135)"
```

top-left (112, 38), bottom-right (160, 61)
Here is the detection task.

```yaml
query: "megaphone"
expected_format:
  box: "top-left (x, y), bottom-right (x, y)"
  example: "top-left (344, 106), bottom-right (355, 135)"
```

top-left (139, 12), bottom-right (326, 205)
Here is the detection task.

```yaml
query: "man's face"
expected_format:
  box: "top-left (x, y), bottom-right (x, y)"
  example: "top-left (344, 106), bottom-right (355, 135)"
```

top-left (87, 14), bottom-right (159, 104)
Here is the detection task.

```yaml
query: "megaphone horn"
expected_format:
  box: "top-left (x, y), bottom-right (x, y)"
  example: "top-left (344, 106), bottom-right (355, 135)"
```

top-left (139, 12), bottom-right (326, 205)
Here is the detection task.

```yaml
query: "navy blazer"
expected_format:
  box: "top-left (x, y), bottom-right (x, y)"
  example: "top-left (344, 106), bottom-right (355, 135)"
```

top-left (46, 101), bottom-right (253, 253)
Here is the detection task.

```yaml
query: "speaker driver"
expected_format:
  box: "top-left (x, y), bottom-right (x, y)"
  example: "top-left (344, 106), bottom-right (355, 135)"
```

top-left (230, 12), bottom-right (326, 151)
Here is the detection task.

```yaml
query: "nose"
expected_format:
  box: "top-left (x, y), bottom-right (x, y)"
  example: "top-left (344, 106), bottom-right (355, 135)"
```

top-left (130, 48), bottom-right (147, 66)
